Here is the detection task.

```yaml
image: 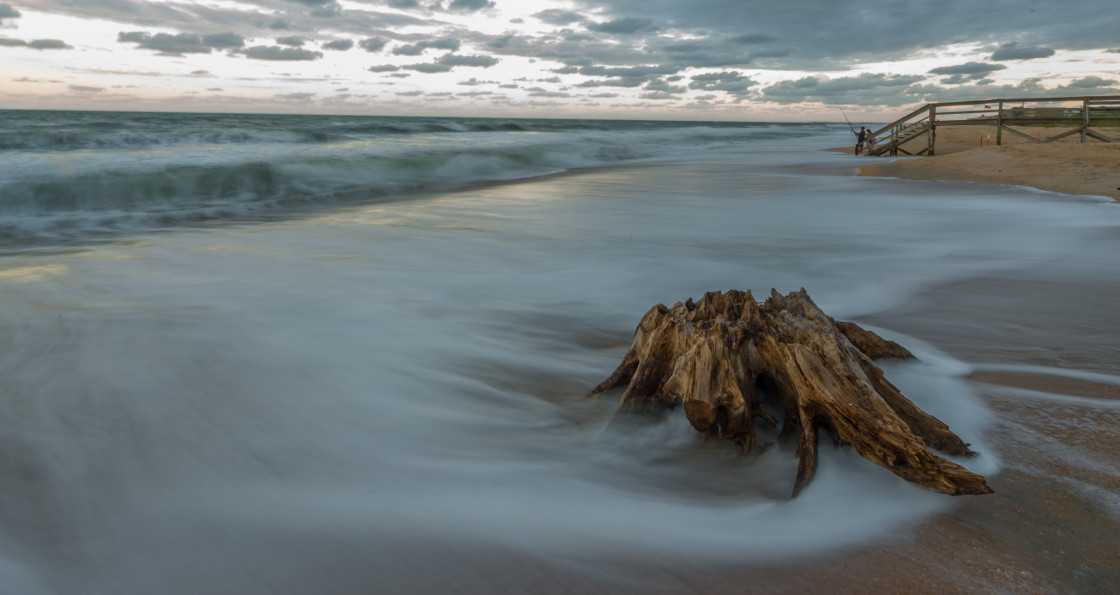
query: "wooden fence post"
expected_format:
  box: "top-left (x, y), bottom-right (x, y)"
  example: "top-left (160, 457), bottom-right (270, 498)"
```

top-left (996, 101), bottom-right (1003, 146)
top-left (1082, 97), bottom-right (1089, 143)
top-left (928, 104), bottom-right (937, 156)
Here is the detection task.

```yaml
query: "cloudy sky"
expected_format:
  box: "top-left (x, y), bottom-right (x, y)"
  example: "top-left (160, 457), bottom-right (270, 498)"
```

top-left (1, 0), bottom-right (1119, 120)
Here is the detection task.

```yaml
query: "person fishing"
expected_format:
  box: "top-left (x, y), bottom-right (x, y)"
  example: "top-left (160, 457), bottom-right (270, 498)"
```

top-left (853, 126), bottom-right (866, 155)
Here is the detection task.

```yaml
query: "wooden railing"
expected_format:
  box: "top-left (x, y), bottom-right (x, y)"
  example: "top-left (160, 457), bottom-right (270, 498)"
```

top-left (866, 95), bottom-right (1120, 156)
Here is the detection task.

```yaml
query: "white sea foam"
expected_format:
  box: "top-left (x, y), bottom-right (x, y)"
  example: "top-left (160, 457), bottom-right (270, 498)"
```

top-left (0, 124), bottom-right (1117, 592)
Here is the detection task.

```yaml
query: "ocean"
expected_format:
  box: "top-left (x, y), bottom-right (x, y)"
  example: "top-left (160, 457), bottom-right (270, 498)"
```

top-left (1, 110), bottom-right (1117, 593)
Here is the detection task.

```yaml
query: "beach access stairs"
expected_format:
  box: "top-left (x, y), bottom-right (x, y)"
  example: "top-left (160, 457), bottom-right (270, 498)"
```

top-left (867, 94), bottom-right (1120, 156)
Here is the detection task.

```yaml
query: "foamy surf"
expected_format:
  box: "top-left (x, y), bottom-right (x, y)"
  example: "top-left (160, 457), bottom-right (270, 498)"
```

top-left (1, 117), bottom-right (1118, 592)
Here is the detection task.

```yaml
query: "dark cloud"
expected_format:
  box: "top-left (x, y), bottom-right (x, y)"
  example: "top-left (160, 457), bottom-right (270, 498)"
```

top-left (529, 89), bottom-right (571, 98)
top-left (323, 39), bottom-right (354, 50)
top-left (0, 37), bottom-right (73, 50)
top-left (588, 0), bottom-right (1116, 70)
top-left (689, 71), bottom-right (756, 95)
top-left (929, 62), bottom-right (1006, 84)
top-left (643, 79), bottom-right (686, 94)
top-left (367, 64), bottom-right (400, 72)
top-left (28, 39), bottom-right (73, 50)
top-left (276, 36), bottom-right (306, 47)
top-left (437, 53), bottom-right (499, 67)
top-left (533, 9), bottom-right (585, 25)
top-left (244, 45), bottom-right (323, 60)
top-left (928, 62), bottom-right (1006, 77)
top-left (587, 17), bottom-right (657, 35)
top-left (310, 3), bottom-right (342, 18)
top-left (403, 62), bottom-right (453, 73)
top-left (118, 31), bottom-right (244, 55)
top-left (576, 64), bottom-right (680, 87)
top-left (392, 37), bottom-right (460, 55)
top-left (204, 32), bottom-right (246, 49)
top-left (387, 0), bottom-right (421, 7)
top-left (447, 0), bottom-right (494, 11)
top-left (69, 85), bottom-right (104, 93)
top-left (268, 18), bottom-right (292, 30)
top-left (0, 3), bottom-right (19, 18)
top-left (274, 92), bottom-right (316, 102)
top-left (730, 34), bottom-right (776, 44)
top-left (761, 73), bottom-right (925, 106)
top-left (1061, 76), bottom-right (1120, 90)
top-left (990, 42), bottom-right (1056, 61)
top-left (486, 35), bottom-right (512, 49)
top-left (360, 37), bottom-right (387, 52)
top-left (458, 77), bottom-right (496, 85)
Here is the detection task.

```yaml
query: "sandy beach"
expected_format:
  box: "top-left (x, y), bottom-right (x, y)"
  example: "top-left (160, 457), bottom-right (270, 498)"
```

top-left (781, 125), bottom-right (1120, 594)
top-left (857, 125), bottom-right (1120, 202)
top-left (3, 116), bottom-right (1118, 593)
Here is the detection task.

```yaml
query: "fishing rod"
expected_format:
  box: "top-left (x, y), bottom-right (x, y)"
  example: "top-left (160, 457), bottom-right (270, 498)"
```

top-left (828, 94), bottom-right (856, 132)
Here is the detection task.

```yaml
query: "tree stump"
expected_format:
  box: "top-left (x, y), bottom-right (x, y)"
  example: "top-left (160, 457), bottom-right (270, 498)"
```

top-left (589, 289), bottom-right (992, 497)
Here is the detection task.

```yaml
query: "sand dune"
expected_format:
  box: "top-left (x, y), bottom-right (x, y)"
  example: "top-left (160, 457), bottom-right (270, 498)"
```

top-left (856, 126), bottom-right (1120, 201)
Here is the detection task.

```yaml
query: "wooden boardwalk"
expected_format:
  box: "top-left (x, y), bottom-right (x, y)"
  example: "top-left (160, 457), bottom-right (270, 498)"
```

top-left (865, 95), bottom-right (1120, 156)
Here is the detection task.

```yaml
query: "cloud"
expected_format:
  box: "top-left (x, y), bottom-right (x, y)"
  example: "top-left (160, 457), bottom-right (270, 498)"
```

top-left (928, 61), bottom-right (1007, 84)
top-left (268, 18), bottom-right (292, 30)
top-left (243, 45), bottom-right (323, 61)
top-left (576, 64), bottom-right (680, 88)
top-left (643, 79), bottom-right (686, 94)
top-left (118, 31), bottom-right (244, 55)
top-left (587, 18), bottom-right (657, 35)
top-left (689, 71), bottom-right (756, 95)
top-left (403, 62), bottom-right (454, 73)
top-left (533, 9), bottom-right (585, 25)
top-left (323, 39), bottom-right (354, 50)
top-left (761, 73), bottom-right (925, 106)
top-left (458, 77), bottom-right (496, 86)
top-left (392, 37), bottom-right (461, 56)
top-left (274, 92), bottom-right (316, 102)
top-left (387, 0), bottom-right (421, 7)
top-left (310, 3), bottom-right (342, 18)
top-left (1060, 76), bottom-right (1120, 90)
top-left (27, 39), bottom-right (71, 50)
top-left (0, 37), bottom-right (73, 50)
top-left (990, 42), bottom-right (1056, 61)
top-left (437, 53), bottom-right (499, 67)
top-left (486, 35), bottom-right (512, 49)
top-left (447, 0), bottom-right (494, 11)
top-left (0, 3), bottom-right (19, 19)
top-left (69, 85), bottom-right (104, 93)
top-left (403, 62), bottom-right (453, 73)
top-left (929, 62), bottom-right (1006, 77)
top-left (730, 34), bottom-right (776, 44)
top-left (360, 37), bottom-right (387, 52)
top-left (276, 36), bottom-right (306, 47)
top-left (367, 64), bottom-right (400, 72)
top-left (584, 0), bottom-right (1119, 72)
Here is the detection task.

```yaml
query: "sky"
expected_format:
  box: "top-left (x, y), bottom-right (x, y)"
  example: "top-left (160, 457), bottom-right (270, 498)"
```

top-left (1, 0), bottom-right (1119, 120)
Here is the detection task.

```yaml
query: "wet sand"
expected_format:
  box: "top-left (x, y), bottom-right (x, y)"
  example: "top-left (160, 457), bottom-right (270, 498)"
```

top-left (791, 132), bottom-right (1120, 593)
top-left (621, 278), bottom-right (1120, 593)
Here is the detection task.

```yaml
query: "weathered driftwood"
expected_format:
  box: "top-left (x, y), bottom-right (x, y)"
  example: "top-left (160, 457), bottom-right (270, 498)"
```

top-left (589, 289), bottom-right (992, 497)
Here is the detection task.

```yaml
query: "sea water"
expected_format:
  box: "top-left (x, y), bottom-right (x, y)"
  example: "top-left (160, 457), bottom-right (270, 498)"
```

top-left (1, 110), bottom-right (1118, 593)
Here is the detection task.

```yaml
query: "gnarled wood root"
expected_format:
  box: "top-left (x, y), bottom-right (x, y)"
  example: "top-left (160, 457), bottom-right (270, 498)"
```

top-left (589, 289), bottom-right (992, 497)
